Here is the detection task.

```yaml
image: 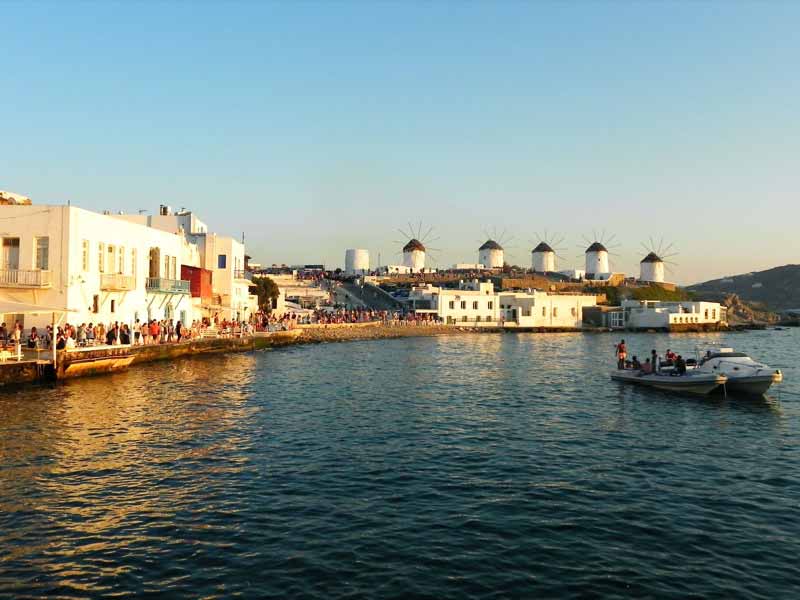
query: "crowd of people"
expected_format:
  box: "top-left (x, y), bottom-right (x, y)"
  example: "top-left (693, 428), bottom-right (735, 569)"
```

top-left (254, 307), bottom-right (440, 330)
top-left (0, 317), bottom-right (254, 353)
top-left (615, 340), bottom-right (687, 375)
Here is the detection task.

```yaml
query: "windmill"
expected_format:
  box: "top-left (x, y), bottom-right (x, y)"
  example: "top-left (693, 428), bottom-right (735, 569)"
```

top-left (578, 230), bottom-right (621, 278)
top-left (639, 237), bottom-right (678, 283)
top-left (476, 226), bottom-right (514, 269)
top-left (530, 230), bottom-right (567, 273)
top-left (393, 221), bottom-right (441, 273)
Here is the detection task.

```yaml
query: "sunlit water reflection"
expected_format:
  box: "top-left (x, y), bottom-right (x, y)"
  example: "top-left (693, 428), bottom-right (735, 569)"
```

top-left (1, 330), bottom-right (799, 598)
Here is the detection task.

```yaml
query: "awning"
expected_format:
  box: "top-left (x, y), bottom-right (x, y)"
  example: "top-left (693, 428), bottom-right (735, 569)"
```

top-left (0, 300), bottom-right (79, 315)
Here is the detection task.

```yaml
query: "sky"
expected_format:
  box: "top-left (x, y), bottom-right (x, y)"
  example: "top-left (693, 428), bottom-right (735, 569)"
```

top-left (2, 1), bottom-right (798, 285)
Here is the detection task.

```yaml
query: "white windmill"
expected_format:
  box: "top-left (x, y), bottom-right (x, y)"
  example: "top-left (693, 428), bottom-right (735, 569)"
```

top-left (394, 221), bottom-right (440, 273)
top-left (639, 238), bottom-right (678, 283)
top-left (579, 230), bottom-right (620, 279)
top-left (530, 231), bottom-right (566, 273)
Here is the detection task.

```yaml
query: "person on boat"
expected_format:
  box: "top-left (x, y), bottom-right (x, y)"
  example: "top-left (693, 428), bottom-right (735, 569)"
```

top-left (651, 349), bottom-right (659, 373)
top-left (631, 356), bottom-right (642, 370)
top-left (641, 358), bottom-right (653, 374)
top-left (615, 339), bottom-right (627, 370)
top-left (664, 349), bottom-right (677, 365)
top-left (675, 355), bottom-right (687, 375)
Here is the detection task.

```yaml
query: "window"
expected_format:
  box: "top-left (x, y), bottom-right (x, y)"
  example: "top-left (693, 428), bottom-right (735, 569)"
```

top-left (172, 256), bottom-right (177, 279)
top-left (460, 301), bottom-right (466, 309)
top-left (542, 307), bottom-right (547, 317)
top-left (165, 255), bottom-right (171, 279)
top-left (93, 295), bottom-right (99, 313)
top-left (131, 248), bottom-right (137, 279)
top-left (118, 247), bottom-right (125, 274)
top-left (111, 299), bottom-right (116, 313)
top-left (218, 254), bottom-right (227, 269)
top-left (476, 316), bottom-right (482, 322)
top-left (488, 301), bottom-right (493, 309)
top-left (472, 301), bottom-right (478, 310)
top-left (704, 309), bottom-right (708, 319)
top-left (486, 315), bottom-right (492, 322)
top-left (34, 237), bottom-right (49, 270)
top-left (82, 240), bottom-right (90, 271)
top-left (712, 309), bottom-right (716, 319)
top-left (98, 243), bottom-right (105, 273)
top-left (571, 307), bottom-right (577, 317)
top-left (2, 237), bottom-right (20, 269)
top-left (107, 244), bottom-right (115, 274)
top-left (553, 307), bottom-right (558, 317)
top-left (448, 301), bottom-right (455, 309)
top-left (461, 315), bottom-right (468, 322)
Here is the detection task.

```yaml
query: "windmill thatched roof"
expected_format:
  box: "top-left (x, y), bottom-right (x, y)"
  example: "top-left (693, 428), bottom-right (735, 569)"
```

top-left (585, 242), bottom-right (608, 253)
top-left (479, 239), bottom-right (503, 251)
top-left (532, 242), bottom-right (554, 253)
top-left (640, 252), bottom-right (663, 263)
top-left (403, 238), bottom-right (426, 252)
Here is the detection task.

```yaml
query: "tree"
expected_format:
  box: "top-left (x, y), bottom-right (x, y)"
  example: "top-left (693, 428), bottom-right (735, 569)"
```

top-left (251, 276), bottom-right (280, 310)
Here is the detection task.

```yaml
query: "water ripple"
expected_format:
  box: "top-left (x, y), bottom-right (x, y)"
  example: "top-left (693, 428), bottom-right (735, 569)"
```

top-left (1, 332), bottom-right (799, 598)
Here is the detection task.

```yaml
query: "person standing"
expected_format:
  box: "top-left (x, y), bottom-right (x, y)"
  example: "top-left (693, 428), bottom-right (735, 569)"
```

top-left (615, 339), bottom-right (627, 370)
top-left (651, 349), bottom-right (659, 374)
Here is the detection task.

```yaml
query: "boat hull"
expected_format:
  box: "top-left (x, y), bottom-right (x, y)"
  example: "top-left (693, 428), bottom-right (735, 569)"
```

top-left (722, 373), bottom-right (782, 396)
top-left (610, 370), bottom-right (726, 395)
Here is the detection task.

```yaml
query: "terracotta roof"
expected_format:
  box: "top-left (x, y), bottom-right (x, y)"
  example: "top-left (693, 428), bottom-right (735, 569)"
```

top-left (585, 242), bottom-right (608, 253)
top-left (532, 242), bottom-right (554, 253)
top-left (403, 238), bottom-right (426, 252)
top-left (640, 252), bottom-right (663, 263)
top-left (479, 239), bottom-right (503, 251)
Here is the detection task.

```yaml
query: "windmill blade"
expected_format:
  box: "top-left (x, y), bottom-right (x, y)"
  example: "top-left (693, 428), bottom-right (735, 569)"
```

top-left (421, 225), bottom-right (434, 243)
top-left (416, 220), bottom-right (423, 240)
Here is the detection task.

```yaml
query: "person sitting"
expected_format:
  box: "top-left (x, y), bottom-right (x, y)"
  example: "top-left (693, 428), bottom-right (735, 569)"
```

top-left (664, 349), bottom-right (677, 366)
top-left (641, 358), bottom-right (653, 374)
top-left (675, 355), bottom-right (687, 375)
top-left (631, 356), bottom-right (642, 370)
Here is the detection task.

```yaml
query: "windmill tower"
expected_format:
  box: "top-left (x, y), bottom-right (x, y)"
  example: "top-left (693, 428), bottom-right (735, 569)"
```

top-left (532, 242), bottom-right (556, 272)
top-left (639, 238), bottom-right (677, 283)
top-left (396, 221), bottom-right (438, 273)
top-left (530, 231), bottom-right (564, 273)
top-left (585, 242), bottom-right (610, 276)
top-left (402, 239), bottom-right (426, 271)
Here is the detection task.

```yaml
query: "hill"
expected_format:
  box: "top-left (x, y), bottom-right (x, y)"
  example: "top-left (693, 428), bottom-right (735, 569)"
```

top-left (688, 264), bottom-right (800, 312)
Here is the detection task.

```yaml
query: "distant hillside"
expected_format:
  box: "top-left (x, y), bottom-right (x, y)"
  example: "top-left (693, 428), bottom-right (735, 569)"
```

top-left (688, 264), bottom-right (800, 311)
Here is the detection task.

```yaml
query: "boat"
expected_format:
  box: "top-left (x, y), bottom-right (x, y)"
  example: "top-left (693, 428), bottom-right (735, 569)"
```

top-left (610, 369), bottom-right (727, 395)
top-left (692, 347), bottom-right (783, 396)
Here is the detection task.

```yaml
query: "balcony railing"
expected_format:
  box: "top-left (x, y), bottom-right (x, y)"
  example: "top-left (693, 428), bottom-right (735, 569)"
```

top-left (146, 277), bottom-right (190, 294)
top-left (234, 269), bottom-right (253, 282)
top-left (100, 273), bottom-right (136, 291)
top-left (0, 269), bottom-right (52, 288)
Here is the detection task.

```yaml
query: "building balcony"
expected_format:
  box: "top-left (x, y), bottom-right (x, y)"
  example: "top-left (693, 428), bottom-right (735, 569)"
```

top-left (234, 269), bottom-right (253, 282)
top-left (0, 269), bottom-right (52, 288)
top-left (146, 277), bottom-right (190, 294)
top-left (100, 273), bottom-right (136, 291)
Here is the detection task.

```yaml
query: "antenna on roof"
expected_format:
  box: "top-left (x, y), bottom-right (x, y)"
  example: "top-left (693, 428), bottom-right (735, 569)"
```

top-left (138, 209), bottom-right (148, 214)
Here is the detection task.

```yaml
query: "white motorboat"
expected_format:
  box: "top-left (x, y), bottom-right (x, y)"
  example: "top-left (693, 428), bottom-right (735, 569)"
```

top-left (692, 347), bottom-right (783, 396)
top-left (610, 369), bottom-right (727, 395)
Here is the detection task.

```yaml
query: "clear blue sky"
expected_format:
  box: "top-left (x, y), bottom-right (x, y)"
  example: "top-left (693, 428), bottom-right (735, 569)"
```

top-left (2, 1), bottom-right (798, 284)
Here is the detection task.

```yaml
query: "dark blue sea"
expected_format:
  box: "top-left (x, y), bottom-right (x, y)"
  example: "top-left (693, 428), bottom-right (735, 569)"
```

top-left (1, 329), bottom-right (799, 599)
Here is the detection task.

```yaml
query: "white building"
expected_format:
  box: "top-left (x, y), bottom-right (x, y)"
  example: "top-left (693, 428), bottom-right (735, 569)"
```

top-left (402, 239), bottom-right (426, 272)
top-left (478, 240), bottom-right (504, 269)
top-left (1, 205), bottom-right (194, 330)
top-left (345, 248), bottom-right (369, 275)
top-left (409, 280), bottom-right (499, 325)
top-left (408, 279), bottom-right (597, 329)
top-left (499, 291), bottom-right (597, 329)
top-left (115, 208), bottom-right (256, 321)
top-left (639, 252), bottom-right (666, 283)
top-left (531, 242), bottom-right (556, 273)
top-left (620, 300), bottom-right (726, 330)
